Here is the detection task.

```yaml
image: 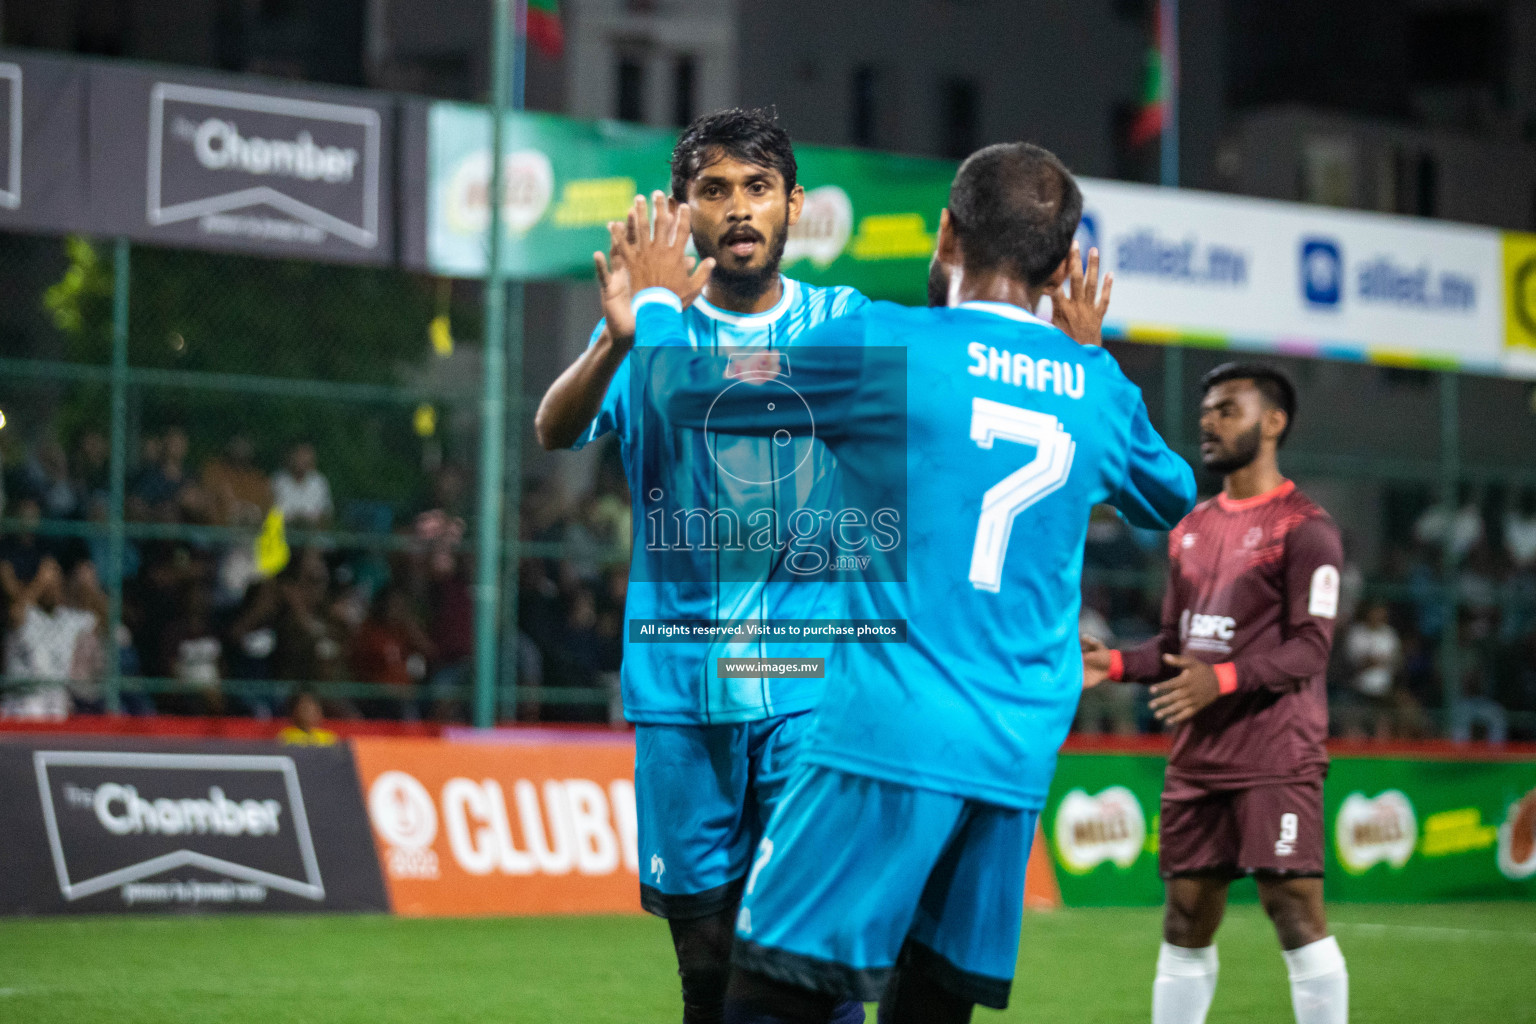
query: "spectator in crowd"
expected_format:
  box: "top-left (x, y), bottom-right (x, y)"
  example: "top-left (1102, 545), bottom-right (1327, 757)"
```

top-left (351, 584), bottom-right (434, 719)
top-left (276, 687), bottom-right (337, 746)
top-left (1451, 613), bottom-right (1509, 745)
top-left (160, 583), bottom-right (225, 716)
top-left (271, 442), bottom-right (332, 528)
top-left (63, 559), bottom-right (111, 713)
top-left (0, 496), bottom-right (52, 584)
top-left (272, 549), bottom-right (349, 693)
top-left (0, 556), bottom-right (101, 719)
top-left (1506, 489), bottom-right (1536, 571)
top-left (203, 433), bottom-right (272, 527)
top-left (1414, 483), bottom-right (1484, 563)
top-left (128, 426), bottom-right (191, 521)
top-left (72, 430), bottom-right (110, 509)
top-left (22, 439), bottom-right (82, 520)
top-left (1340, 601), bottom-right (1408, 738)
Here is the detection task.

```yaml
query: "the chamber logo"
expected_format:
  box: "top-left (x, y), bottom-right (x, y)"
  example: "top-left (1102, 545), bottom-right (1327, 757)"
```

top-left (33, 750), bottom-right (325, 904)
top-left (148, 82), bottom-right (381, 247)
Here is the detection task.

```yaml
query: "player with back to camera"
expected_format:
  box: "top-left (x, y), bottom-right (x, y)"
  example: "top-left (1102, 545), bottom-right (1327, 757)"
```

top-left (1081, 364), bottom-right (1349, 1024)
top-left (534, 108), bottom-right (873, 1024)
top-left (608, 142), bottom-right (1195, 1024)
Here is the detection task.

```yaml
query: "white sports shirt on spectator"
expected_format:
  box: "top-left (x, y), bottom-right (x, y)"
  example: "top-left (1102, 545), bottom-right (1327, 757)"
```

top-left (3, 605), bottom-right (97, 719)
top-left (1345, 620), bottom-right (1400, 698)
top-left (272, 470), bottom-right (333, 523)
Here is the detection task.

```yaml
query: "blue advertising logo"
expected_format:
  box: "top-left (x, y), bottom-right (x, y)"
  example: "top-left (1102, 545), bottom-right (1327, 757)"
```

top-left (1074, 212), bottom-right (1099, 270)
top-left (1301, 238), bottom-right (1343, 308)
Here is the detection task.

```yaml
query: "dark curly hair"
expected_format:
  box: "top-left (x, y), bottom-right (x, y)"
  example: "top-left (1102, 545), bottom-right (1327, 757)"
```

top-left (670, 108), bottom-right (798, 201)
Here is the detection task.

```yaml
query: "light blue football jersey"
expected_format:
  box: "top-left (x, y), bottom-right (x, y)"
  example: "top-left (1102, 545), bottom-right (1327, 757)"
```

top-left (636, 293), bottom-right (1196, 808)
top-left (577, 276), bottom-right (870, 724)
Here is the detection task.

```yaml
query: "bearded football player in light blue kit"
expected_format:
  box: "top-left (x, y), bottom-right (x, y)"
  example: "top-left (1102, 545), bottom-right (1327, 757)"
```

top-left (535, 109), bottom-right (869, 1024)
top-left (612, 143), bottom-right (1197, 1024)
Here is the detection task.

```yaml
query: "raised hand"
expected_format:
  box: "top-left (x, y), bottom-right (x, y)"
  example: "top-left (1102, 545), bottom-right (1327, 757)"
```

top-left (610, 192), bottom-right (715, 303)
top-left (1045, 242), bottom-right (1113, 347)
top-left (593, 220), bottom-right (635, 347)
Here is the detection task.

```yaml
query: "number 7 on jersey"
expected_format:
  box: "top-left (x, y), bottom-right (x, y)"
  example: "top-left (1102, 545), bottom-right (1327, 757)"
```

top-left (968, 397), bottom-right (1076, 592)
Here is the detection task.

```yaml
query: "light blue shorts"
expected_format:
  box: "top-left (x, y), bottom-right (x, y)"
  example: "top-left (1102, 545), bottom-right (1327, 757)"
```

top-left (733, 763), bottom-right (1036, 1009)
top-left (634, 710), bottom-right (814, 918)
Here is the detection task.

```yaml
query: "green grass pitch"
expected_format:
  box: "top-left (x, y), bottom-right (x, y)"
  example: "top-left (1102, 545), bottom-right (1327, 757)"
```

top-left (1, 902), bottom-right (1532, 1022)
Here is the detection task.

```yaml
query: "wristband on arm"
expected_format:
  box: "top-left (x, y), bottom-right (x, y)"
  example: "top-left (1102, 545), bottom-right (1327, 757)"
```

top-left (1214, 662), bottom-right (1238, 695)
top-left (1107, 650), bottom-right (1124, 682)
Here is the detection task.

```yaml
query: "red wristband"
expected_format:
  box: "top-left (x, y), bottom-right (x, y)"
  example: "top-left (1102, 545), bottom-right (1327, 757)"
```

top-left (1107, 650), bottom-right (1124, 682)
top-left (1214, 662), bottom-right (1239, 695)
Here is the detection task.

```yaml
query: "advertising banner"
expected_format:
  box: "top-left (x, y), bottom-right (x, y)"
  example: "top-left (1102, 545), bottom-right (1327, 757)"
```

top-left (1503, 230), bottom-right (1536, 378)
top-left (423, 102), bottom-right (1536, 380)
top-left (423, 101), bottom-right (952, 301)
top-left (0, 50), bottom-right (91, 236)
top-left (1040, 751), bottom-right (1536, 906)
top-left (350, 736), bottom-right (642, 917)
top-left (1075, 180), bottom-right (1510, 376)
top-left (88, 63), bottom-right (393, 264)
top-left (0, 736), bottom-right (388, 915)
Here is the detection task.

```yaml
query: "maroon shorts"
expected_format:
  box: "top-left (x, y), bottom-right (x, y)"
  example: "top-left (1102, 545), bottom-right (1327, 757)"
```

top-left (1159, 780), bottom-right (1325, 879)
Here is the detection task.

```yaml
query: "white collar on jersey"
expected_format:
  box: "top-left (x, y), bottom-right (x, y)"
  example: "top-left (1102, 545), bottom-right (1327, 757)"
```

top-left (692, 276), bottom-right (799, 326)
top-left (956, 299), bottom-right (1051, 326)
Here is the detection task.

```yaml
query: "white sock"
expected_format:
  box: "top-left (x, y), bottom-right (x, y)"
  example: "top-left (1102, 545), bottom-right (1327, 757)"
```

top-left (1153, 942), bottom-right (1219, 1024)
top-left (1282, 935), bottom-right (1349, 1024)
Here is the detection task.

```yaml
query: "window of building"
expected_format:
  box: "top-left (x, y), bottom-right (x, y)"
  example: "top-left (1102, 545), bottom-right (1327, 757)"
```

top-left (674, 56), bottom-right (697, 127)
top-left (939, 78), bottom-right (979, 160)
top-left (617, 56), bottom-right (645, 123)
top-left (850, 65), bottom-right (878, 147)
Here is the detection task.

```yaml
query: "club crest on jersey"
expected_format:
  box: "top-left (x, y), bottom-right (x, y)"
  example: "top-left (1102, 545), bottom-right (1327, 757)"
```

top-left (1182, 610), bottom-right (1235, 654)
top-left (1243, 526), bottom-right (1264, 549)
top-left (1181, 533), bottom-right (1196, 549)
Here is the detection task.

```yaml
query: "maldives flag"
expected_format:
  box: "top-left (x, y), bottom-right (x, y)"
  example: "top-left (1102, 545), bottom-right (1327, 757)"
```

top-left (1128, 3), bottom-right (1167, 148)
top-left (527, 0), bottom-right (564, 58)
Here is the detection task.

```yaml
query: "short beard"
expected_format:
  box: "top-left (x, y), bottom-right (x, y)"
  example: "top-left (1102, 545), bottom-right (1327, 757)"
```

top-left (927, 259), bottom-right (951, 307)
top-left (698, 219), bottom-right (789, 305)
top-left (1202, 422), bottom-right (1263, 475)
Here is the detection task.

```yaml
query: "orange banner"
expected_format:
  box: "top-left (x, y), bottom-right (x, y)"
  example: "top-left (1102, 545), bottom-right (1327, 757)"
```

top-left (350, 736), bottom-right (641, 917)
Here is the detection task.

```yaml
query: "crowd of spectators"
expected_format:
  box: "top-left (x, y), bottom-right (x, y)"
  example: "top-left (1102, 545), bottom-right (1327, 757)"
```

top-left (0, 427), bottom-right (628, 725)
top-left (3, 427), bottom-right (1534, 743)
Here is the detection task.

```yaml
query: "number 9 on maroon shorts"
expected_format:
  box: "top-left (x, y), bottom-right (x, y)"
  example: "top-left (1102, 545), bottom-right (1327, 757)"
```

top-left (1159, 780), bottom-right (1325, 878)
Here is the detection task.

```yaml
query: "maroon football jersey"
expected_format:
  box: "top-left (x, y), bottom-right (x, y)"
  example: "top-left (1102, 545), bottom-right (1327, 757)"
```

top-left (1115, 480), bottom-right (1343, 790)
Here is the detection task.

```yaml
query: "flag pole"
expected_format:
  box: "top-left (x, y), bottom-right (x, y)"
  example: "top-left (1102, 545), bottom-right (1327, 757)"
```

top-left (1158, 0), bottom-right (1184, 449)
top-left (473, 0), bottom-right (515, 728)
top-left (498, 0), bottom-right (529, 722)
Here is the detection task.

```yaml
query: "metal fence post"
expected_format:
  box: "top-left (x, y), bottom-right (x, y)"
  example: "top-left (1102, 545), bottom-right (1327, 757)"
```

top-left (1438, 370), bottom-right (1460, 732)
top-left (106, 238), bottom-right (130, 714)
top-left (499, 1), bottom-right (529, 722)
top-left (473, 0), bottom-right (514, 729)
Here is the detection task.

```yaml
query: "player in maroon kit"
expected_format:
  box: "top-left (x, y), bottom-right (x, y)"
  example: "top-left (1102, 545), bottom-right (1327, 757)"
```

top-left (1082, 363), bottom-right (1349, 1024)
